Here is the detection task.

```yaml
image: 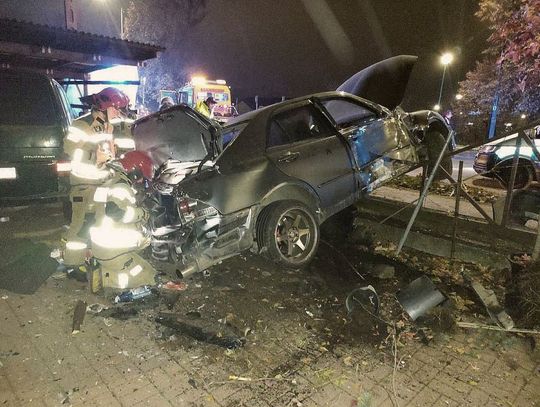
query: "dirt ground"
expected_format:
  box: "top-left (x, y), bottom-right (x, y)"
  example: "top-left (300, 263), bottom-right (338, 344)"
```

top-left (1, 202), bottom-right (539, 406)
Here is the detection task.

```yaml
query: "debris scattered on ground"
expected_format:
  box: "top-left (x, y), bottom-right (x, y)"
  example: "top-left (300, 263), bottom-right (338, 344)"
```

top-left (470, 279), bottom-right (514, 330)
top-left (371, 264), bottom-right (395, 279)
top-left (49, 248), bottom-right (62, 260)
top-left (156, 313), bottom-right (244, 349)
top-left (345, 285), bottom-right (379, 315)
top-left (396, 275), bottom-right (445, 321)
top-left (114, 285), bottom-right (153, 303)
top-left (161, 280), bottom-right (188, 291)
top-left (86, 303), bottom-right (108, 314)
top-left (99, 306), bottom-right (139, 320)
top-left (71, 300), bottom-right (87, 335)
top-left (58, 387), bottom-right (79, 405)
top-left (457, 321), bottom-right (540, 335)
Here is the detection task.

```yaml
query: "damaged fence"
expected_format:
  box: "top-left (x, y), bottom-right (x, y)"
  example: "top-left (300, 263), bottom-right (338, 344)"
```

top-left (388, 119), bottom-right (540, 257)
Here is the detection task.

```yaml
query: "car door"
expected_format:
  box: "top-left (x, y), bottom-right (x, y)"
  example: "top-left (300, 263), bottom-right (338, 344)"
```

top-left (320, 96), bottom-right (418, 193)
top-left (265, 101), bottom-right (356, 210)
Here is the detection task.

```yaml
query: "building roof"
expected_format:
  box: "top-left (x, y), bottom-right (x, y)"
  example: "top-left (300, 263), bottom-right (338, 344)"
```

top-left (0, 18), bottom-right (164, 78)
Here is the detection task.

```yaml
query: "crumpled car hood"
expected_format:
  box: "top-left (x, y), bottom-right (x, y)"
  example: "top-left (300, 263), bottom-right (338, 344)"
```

top-left (337, 55), bottom-right (418, 110)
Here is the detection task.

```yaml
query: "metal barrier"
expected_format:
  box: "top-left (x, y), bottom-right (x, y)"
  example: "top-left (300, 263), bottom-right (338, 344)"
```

top-left (394, 119), bottom-right (540, 255)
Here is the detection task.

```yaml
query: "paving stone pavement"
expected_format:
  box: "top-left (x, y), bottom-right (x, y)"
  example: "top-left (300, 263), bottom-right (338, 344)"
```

top-left (1, 203), bottom-right (539, 406)
top-left (1, 274), bottom-right (539, 407)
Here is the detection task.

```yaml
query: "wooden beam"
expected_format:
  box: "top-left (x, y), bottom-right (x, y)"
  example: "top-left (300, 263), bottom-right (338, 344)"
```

top-left (0, 40), bottom-right (142, 68)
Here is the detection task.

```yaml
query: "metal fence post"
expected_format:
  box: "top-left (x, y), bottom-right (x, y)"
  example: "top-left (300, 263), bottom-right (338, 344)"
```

top-left (450, 161), bottom-right (464, 259)
top-left (396, 131), bottom-right (454, 254)
top-left (501, 133), bottom-right (523, 227)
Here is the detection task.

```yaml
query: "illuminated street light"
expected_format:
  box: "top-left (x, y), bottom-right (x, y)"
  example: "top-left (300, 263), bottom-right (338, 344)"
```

top-left (440, 52), bottom-right (454, 66)
top-left (433, 104), bottom-right (441, 111)
top-left (436, 51), bottom-right (454, 111)
top-left (455, 94), bottom-right (463, 100)
top-left (521, 114), bottom-right (527, 119)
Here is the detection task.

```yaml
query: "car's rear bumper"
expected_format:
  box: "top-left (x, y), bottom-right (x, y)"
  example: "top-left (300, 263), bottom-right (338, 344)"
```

top-left (0, 161), bottom-right (68, 200)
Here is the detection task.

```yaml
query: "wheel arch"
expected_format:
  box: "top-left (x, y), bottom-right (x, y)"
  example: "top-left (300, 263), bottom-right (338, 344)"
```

top-left (258, 182), bottom-right (322, 222)
top-left (493, 157), bottom-right (535, 175)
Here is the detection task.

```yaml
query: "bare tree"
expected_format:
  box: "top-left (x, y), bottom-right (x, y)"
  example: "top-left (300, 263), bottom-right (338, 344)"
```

top-left (124, 0), bottom-right (208, 109)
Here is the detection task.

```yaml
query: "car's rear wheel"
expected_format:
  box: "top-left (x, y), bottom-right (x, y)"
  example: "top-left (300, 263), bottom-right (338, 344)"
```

top-left (259, 201), bottom-right (319, 268)
top-left (496, 164), bottom-right (533, 189)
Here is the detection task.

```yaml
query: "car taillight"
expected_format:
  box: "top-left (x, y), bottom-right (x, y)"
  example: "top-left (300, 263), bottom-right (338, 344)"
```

top-left (178, 198), bottom-right (197, 215)
top-left (55, 161), bottom-right (71, 175)
top-left (177, 197), bottom-right (218, 223)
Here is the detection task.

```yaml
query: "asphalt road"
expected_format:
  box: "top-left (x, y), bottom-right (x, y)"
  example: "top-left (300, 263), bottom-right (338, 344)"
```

top-left (451, 150), bottom-right (478, 181)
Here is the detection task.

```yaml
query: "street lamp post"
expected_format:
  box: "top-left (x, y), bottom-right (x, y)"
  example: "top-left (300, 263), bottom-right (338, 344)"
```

top-left (436, 52), bottom-right (454, 110)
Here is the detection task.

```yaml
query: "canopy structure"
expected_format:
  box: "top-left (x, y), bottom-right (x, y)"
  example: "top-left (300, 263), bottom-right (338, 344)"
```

top-left (0, 18), bottom-right (163, 79)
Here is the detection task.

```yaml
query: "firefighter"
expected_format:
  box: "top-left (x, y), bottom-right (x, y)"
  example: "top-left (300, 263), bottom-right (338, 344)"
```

top-left (62, 87), bottom-right (131, 272)
top-left (195, 96), bottom-right (217, 118)
top-left (159, 96), bottom-right (175, 111)
top-left (89, 151), bottom-right (156, 292)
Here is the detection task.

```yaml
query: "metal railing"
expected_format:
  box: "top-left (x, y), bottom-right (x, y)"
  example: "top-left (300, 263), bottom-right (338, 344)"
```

top-left (394, 119), bottom-right (540, 255)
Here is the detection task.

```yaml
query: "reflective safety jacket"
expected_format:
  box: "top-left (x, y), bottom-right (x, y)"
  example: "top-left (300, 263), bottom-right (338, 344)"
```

top-left (90, 172), bottom-right (149, 259)
top-left (111, 117), bottom-right (136, 154)
top-left (64, 111), bottom-right (116, 185)
top-left (195, 100), bottom-right (212, 118)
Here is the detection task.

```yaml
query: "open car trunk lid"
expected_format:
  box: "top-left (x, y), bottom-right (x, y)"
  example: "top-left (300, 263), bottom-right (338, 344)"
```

top-left (337, 55), bottom-right (418, 110)
top-left (131, 105), bottom-right (221, 166)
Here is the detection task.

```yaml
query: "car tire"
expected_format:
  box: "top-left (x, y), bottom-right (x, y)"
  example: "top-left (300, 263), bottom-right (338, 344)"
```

top-left (425, 129), bottom-right (452, 181)
top-left (496, 164), bottom-right (533, 190)
top-left (259, 201), bottom-right (319, 268)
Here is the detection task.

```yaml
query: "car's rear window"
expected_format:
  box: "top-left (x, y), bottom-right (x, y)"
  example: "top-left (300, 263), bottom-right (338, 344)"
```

top-left (222, 121), bottom-right (249, 147)
top-left (0, 76), bottom-right (58, 126)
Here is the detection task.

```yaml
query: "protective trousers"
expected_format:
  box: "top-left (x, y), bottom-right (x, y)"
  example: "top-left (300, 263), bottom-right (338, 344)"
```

top-left (63, 184), bottom-right (97, 266)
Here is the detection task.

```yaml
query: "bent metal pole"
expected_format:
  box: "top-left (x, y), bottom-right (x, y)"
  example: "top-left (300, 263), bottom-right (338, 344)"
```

top-left (396, 130), bottom-right (455, 254)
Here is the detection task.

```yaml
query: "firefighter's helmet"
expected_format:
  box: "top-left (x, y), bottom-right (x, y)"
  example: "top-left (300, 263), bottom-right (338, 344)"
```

top-left (119, 151), bottom-right (154, 182)
top-left (81, 87), bottom-right (130, 111)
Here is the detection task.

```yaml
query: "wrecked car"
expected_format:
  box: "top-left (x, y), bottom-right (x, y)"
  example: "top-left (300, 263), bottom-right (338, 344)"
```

top-left (132, 55), bottom-right (453, 278)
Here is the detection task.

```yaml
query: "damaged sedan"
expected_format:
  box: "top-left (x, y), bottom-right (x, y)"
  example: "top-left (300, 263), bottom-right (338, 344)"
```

top-left (132, 55), bottom-right (453, 278)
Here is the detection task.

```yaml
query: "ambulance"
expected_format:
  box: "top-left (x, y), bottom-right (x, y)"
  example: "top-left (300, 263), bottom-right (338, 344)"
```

top-left (178, 77), bottom-right (237, 122)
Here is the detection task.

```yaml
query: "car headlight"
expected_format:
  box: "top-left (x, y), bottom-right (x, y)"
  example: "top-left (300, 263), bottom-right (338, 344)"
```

top-left (480, 145), bottom-right (497, 153)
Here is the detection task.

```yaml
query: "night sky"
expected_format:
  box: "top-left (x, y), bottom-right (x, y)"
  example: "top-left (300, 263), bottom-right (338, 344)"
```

top-left (0, 0), bottom-right (489, 110)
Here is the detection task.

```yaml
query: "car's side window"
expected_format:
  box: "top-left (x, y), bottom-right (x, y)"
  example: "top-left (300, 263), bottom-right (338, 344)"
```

top-left (322, 98), bottom-right (377, 129)
top-left (267, 105), bottom-right (334, 148)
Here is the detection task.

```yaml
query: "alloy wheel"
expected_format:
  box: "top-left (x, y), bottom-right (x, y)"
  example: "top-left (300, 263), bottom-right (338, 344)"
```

top-left (274, 209), bottom-right (313, 260)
